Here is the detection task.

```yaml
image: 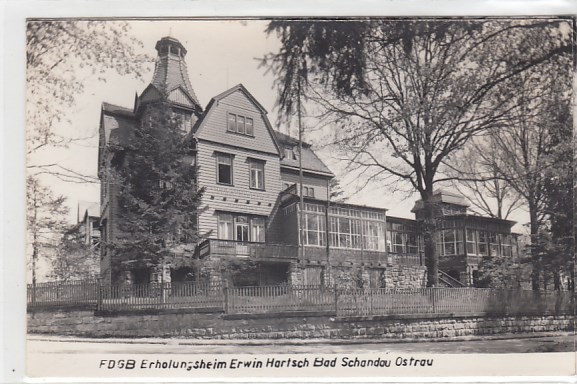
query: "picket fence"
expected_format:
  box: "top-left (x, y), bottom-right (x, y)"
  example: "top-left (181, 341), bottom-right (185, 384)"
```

top-left (27, 280), bottom-right (575, 317)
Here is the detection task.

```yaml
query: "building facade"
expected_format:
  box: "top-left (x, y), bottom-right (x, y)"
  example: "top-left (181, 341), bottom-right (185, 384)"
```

top-left (98, 36), bottom-right (518, 288)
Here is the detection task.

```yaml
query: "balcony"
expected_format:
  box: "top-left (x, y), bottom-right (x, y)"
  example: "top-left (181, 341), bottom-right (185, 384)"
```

top-left (198, 239), bottom-right (299, 261)
top-left (197, 239), bottom-right (423, 267)
top-left (388, 252), bottom-right (423, 267)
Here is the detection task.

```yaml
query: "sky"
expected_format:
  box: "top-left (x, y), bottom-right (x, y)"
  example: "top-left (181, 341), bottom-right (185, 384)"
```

top-left (28, 19), bottom-right (530, 232)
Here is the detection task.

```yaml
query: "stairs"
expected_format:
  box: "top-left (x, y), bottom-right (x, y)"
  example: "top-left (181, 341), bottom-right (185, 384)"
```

top-left (438, 270), bottom-right (467, 288)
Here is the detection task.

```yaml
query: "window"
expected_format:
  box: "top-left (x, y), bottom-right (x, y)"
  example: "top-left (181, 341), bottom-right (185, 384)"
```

top-left (237, 115), bottom-right (245, 134)
top-left (439, 229), bottom-right (464, 256)
top-left (251, 217), bottom-right (265, 243)
top-left (249, 161), bottom-right (264, 190)
top-left (217, 153), bottom-right (233, 185)
top-left (227, 114), bottom-right (237, 132)
top-left (466, 228), bottom-right (477, 255)
top-left (406, 233), bottom-right (418, 254)
top-left (227, 113), bottom-right (254, 136)
top-left (329, 217), bottom-right (361, 249)
top-left (394, 232), bottom-right (405, 254)
top-left (218, 214), bottom-right (234, 240)
top-left (235, 216), bottom-right (249, 242)
top-left (364, 222), bottom-right (385, 251)
top-left (301, 186), bottom-right (315, 198)
top-left (489, 233), bottom-right (500, 256)
top-left (158, 180), bottom-right (174, 190)
top-left (174, 110), bottom-right (192, 133)
top-left (304, 213), bottom-right (326, 246)
top-left (502, 235), bottom-right (513, 257)
top-left (284, 146), bottom-right (298, 160)
top-left (350, 219), bottom-right (362, 248)
top-left (478, 231), bottom-right (488, 255)
top-left (218, 213), bottom-right (266, 242)
top-left (443, 229), bottom-right (456, 255)
top-left (245, 118), bottom-right (254, 135)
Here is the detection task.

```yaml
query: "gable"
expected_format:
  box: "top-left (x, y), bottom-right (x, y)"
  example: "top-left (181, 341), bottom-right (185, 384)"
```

top-left (195, 87), bottom-right (280, 156)
top-left (98, 102), bottom-right (135, 173)
top-left (139, 85), bottom-right (163, 104)
top-left (168, 86), bottom-right (194, 108)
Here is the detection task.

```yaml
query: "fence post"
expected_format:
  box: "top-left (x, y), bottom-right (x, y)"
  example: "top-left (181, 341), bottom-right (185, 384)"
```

top-left (32, 282), bottom-right (37, 306)
top-left (160, 272), bottom-right (166, 305)
top-left (97, 277), bottom-right (103, 311)
top-left (223, 279), bottom-right (229, 314)
top-left (334, 285), bottom-right (338, 315)
top-left (431, 288), bottom-right (436, 313)
top-left (369, 289), bottom-right (373, 315)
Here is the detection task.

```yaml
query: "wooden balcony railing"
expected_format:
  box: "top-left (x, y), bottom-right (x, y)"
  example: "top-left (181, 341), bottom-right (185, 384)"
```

top-left (388, 252), bottom-right (423, 266)
top-left (198, 240), bottom-right (427, 268)
top-left (198, 239), bottom-right (299, 260)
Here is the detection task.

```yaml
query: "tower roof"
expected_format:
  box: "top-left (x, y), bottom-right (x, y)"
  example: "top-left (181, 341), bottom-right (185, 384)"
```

top-left (141, 36), bottom-right (201, 110)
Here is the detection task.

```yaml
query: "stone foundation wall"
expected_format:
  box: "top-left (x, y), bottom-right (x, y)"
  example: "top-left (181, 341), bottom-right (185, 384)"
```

top-left (28, 309), bottom-right (573, 340)
top-left (384, 266), bottom-right (427, 289)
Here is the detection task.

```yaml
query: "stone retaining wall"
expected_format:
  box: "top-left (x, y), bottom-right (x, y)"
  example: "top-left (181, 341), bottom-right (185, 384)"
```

top-left (27, 309), bottom-right (573, 339)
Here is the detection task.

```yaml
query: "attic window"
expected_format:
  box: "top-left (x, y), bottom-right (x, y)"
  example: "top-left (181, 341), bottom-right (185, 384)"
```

top-left (227, 113), bottom-right (254, 136)
top-left (173, 110), bottom-right (192, 134)
top-left (284, 146), bottom-right (298, 160)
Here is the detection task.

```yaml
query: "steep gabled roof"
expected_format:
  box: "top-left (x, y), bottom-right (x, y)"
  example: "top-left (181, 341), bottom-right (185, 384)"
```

top-left (274, 131), bottom-right (334, 177)
top-left (211, 83), bottom-right (268, 113)
top-left (77, 201), bottom-right (100, 222)
top-left (98, 102), bottom-right (136, 174)
top-left (100, 102), bottom-right (135, 147)
top-left (193, 84), bottom-right (282, 156)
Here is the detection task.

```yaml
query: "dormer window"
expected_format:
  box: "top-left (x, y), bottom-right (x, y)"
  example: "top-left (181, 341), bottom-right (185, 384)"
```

top-left (284, 146), bottom-right (298, 160)
top-left (227, 112), bottom-right (254, 136)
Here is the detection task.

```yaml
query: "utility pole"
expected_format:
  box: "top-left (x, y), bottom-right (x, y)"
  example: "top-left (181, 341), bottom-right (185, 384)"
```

top-left (297, 78), bottom-right (305, 266)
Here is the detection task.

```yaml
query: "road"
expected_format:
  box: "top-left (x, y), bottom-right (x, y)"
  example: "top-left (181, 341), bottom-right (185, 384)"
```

top-left (28, 333), bottom-right (575, 354)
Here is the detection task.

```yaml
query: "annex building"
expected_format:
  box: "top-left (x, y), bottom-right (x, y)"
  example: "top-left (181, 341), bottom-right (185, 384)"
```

top-left (98, 36), bottom-right (519, 289)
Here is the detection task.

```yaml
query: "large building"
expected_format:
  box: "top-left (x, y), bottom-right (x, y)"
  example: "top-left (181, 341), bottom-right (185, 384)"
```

top-left (98, 36), bottom-right (518, 288)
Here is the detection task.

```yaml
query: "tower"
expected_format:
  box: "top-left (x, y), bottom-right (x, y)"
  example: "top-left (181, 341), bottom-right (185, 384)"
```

top-left (135, 36), bottom-right (203, 133)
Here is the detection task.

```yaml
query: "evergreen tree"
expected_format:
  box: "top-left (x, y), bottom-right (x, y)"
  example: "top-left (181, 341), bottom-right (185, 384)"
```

top-left (329, 178), bottom-right (347, 203)
top-left (542, 78), bottom-right (574, 291)
top-left (51, 225), bottom-right (100, 281)
top-left (110, 102), bottom-right (204, 273)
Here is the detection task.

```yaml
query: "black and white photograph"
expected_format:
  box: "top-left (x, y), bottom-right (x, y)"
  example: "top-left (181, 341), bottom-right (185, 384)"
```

top-left (10, 7), bottom-right (577, 382)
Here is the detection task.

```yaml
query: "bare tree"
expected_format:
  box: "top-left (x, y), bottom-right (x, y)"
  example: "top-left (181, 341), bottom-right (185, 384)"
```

top-left (490, 65), bottom-right (573, 290)
top-left (26, 176), bottom-right (69, 284)
top-left (449, 135), bottom-right (523, 220)
top-left (264, 18), bottom-right (572, 286)
top-left (26, 20), bottom-right (150, 183)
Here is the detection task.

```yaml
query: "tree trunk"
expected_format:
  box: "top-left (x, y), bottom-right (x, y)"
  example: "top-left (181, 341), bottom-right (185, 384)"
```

top-left (529, 203), bottom-right (541, 291)
top-left (421, 196), bottom-right (439, 287)
top-left (553, 271), bottom-right (561, 291)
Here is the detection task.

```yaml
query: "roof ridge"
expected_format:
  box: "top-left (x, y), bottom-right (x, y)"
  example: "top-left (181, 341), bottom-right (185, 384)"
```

top-left (102, 102), bottom-right (134, 115)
